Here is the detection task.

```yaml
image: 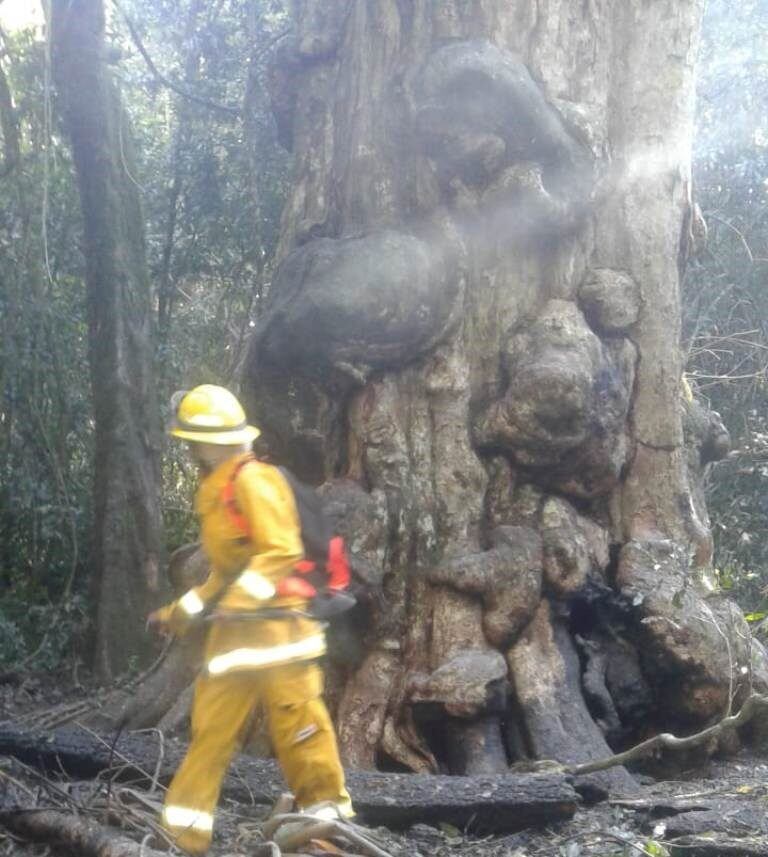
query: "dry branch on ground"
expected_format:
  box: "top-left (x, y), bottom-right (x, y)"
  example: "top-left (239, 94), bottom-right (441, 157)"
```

top-left (0, 809), bottom-right (168, 857)
top-left (568, 692), bottom-right (768, 775)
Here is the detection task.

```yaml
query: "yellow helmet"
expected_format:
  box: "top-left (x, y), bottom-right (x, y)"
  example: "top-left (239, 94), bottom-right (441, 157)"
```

top-left (168, 385), bottom-right (261, 445)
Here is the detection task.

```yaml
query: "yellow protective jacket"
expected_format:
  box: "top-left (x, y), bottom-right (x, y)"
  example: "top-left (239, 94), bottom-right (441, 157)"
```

top-left (157, 453), bottom-right (326, 675)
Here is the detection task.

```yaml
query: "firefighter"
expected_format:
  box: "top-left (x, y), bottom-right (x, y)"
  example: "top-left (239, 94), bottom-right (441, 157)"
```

top-left (148, 384), bottom-right (352, 855)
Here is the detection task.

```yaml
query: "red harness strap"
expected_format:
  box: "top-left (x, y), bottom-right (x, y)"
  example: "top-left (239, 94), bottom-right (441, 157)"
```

top-left (220, 457), bottom-right (350, 601)
top-left (221, 457), bottom-right (319, 599)
top-left (276, 575), bottom-right (317, 598)
top-left (326, 536), bottom-right (350, 590)
top-left (220, 456), bottom-right (257, 539)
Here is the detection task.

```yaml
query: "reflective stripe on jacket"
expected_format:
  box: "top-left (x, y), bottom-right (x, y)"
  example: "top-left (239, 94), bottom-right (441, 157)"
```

top-left (158, 453), bottom-right (325, 673)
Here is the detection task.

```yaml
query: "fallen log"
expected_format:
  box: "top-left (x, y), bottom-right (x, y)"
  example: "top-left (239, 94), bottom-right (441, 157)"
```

top-left (0, 808), bottom-right (167, 857)
top-left (0, 722), bottom-right (578, 833)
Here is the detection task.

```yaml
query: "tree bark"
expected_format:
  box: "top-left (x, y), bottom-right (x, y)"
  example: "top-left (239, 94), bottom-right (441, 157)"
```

top-left (51, 0), bottom-right (163, 678)
top-left (239, 0), bottom-right (768, 778)
top-left (156, 0), bottom-right (206, 344)
top-left (0, 53), bottom-right (20, 178)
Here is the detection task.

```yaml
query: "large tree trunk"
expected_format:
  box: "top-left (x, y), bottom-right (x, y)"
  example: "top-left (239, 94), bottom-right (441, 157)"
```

top-left (240, 0), bottom-right (768, 778)
top-left (51, 0), bottom-right (163, 678)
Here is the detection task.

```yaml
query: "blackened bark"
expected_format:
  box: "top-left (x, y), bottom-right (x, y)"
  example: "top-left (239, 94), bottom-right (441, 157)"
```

top-left (0, 723), bottom-right (579, 833)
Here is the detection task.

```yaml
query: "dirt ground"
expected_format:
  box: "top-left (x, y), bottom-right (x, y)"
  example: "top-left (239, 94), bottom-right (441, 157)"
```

top-left (3, 675), bottom-right (768, 857)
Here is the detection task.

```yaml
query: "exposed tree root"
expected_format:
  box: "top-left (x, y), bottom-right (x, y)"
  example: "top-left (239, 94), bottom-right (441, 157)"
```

top-left (567, 692), bottom-right (768, 776)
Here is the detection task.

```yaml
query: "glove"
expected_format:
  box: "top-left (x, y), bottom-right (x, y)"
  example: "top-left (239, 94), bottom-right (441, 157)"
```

top-left (146, 604), bottom-right (174, 636)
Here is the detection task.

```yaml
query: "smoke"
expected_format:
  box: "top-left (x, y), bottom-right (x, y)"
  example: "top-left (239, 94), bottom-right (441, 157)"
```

top-left (694, 0), bottom-right (768, 163)
top-left (0, 1), bottom-right (43, 32)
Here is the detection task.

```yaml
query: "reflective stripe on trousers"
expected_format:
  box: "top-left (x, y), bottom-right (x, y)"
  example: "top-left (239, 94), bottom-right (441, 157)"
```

top-left (162, 805), bottom-right (214, 832)
top-left (161, 662), bottom-right (350, 855)
top-left (302, 798), bottom-right (355, 820)
top-left (207, 633), bottom-right (326, 675)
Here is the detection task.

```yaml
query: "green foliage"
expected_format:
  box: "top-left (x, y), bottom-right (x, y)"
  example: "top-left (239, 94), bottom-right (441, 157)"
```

top-left (0, 2), bottom-right (290, 671)
top-left (2, 0), bottom-right (767, 672)
top-left (116, 0), bottom-right (290, 388)
top-left (685, 0), bottom-right (768, 611)
top-left (0, 26), bottom-right (91, 668)
top-left (0, 590), bottom-right (87, 671)
top-left (639, 842), bottom-right (670, 857)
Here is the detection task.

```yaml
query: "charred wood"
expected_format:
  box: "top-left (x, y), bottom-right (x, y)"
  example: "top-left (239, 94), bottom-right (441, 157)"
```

top-left (0, 723), bottom-right (579, 833)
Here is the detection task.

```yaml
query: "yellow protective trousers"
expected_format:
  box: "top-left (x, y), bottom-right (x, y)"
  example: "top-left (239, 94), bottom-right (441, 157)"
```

top-left (161, 660), bottom-right (351, 855)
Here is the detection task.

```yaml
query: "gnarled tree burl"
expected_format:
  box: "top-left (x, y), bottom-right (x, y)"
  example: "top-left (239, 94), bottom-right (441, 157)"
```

top-left (105, 1), bottom-right (768, 786)
top-left (242, 0), bottom-right (768, 783)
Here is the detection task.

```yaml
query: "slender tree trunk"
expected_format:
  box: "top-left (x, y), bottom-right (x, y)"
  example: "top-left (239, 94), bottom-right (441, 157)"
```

top-left (0, 46), bottom-right (21, 459)
top-left (157, 0), bottom-right (206, 344)
top-left (0, 56), bottom-right (20, 178)
top-left (51, 0), bottom-right (163, 678)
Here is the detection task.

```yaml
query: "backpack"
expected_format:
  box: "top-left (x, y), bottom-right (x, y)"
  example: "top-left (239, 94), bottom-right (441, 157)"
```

top-left (221, 455), bottom-right (356, 619)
